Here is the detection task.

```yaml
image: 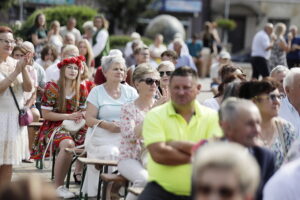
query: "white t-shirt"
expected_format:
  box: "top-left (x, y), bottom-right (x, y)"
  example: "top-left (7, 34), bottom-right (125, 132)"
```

top-left (60, 26), bottom-right (82, 42)
top-left (251, 30), bottom-right (271, 59)
top-left (263, 159), bottom-right (300, 200)
top-left (45, 60), bottom-right (60, 82)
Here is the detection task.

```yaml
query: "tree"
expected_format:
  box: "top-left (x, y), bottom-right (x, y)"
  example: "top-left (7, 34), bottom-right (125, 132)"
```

top-left (98, 0), bottom-right (154, 33)
top-left (0, 0), bottom-right (16, 10)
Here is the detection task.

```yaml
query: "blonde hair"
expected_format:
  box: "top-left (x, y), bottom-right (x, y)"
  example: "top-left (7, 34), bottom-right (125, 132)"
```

top-left (274, 23), bottom-right (286, 37)
top-left (77, 39), bottom-right (94, 68)
top-left (57, 62), bottom-right (81, 113)
top-left (193, 142), bottom-right (260, 197)
top-left (133, 63), bottom-right (159, 83)
top-left (157, 61), bottom-right (175, 71)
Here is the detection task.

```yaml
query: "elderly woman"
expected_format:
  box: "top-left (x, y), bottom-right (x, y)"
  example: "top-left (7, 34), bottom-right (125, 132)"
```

top-left (270, 65), bottom-right (289, 94)
top-left (157, 60), bottom-right (175, 97)
top-left (269, 23), bottom-right (292, 71)
top-left (192, 142), bottom-right (260, 200)
top-left (0, 26), bottom-right (33, 190)
top-left (118, 64), bottom-right (160, 200)
top-left (239, 79), bottom-right (297, 169)
top-left (82, 51), bottom-right (138, 197)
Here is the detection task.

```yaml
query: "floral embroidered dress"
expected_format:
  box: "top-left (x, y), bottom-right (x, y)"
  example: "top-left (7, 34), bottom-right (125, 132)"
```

top-left (31, 82), bottom-right (88, 159)
top-left (119, 102), bottom-right (146, 162)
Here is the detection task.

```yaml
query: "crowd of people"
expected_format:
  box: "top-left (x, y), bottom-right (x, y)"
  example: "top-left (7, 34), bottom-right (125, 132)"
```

top-left (0, 13), bottom-right (300, 200)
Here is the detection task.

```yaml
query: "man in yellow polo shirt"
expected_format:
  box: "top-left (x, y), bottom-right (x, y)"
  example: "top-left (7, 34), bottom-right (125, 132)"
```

top-left (138, 66), bottom-right (222, 200)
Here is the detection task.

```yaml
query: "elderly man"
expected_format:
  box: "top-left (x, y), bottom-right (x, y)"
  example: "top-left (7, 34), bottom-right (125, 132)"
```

top-left (138, 66), bottom-right (222, 200)
top-left (251, 23), bottom-right (274, 79)
top-left (286, 25), bottom-right (300, 68)
top-left (219, 98), bottom-right (275, 200)
top-left (173, 39), bottom-right (197, 71)
top-left (60, 17), bottom-right (81, 43)
top-left (270, 65), bottom-right (289, 94)
top-left (279, 68), bottom-right (300, 137)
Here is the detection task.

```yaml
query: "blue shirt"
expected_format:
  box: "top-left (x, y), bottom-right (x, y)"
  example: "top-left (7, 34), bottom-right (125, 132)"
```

top-left (176, 54), bottom-right (197, 72)
top-left (187, 40), bottom-right (203, 57)
top-left (287, 36), bottom-right (300, 60)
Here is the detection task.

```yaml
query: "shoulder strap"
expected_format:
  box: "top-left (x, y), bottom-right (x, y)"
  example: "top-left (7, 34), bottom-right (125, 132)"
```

top-left (9, 86), bottom-right (21, 113)
top-left (275, 120), bottom-right (287, 156)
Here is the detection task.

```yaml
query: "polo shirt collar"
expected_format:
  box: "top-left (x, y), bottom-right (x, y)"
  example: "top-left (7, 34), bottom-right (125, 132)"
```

top-left (167, 100), bottom-right (202, 118)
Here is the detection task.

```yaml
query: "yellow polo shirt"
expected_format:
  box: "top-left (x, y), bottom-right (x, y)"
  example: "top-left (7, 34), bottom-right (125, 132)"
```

top-left (143, 101), bottom-right (222, 196)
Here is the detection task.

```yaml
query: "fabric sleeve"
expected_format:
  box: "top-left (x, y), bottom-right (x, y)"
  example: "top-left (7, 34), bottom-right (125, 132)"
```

top-left (86, 86), bottom-right (100, 107)
top-left (79, 84), bottom-right (88, 110)
top-left (120, 103), bottom-right (138, 140)
top-left (142, 110), bottom-right (166, 146)
top-left (188, 55), bottom-right (197, 72)
top-left (41, 82), bottom-right (58, 110)
top-left (92, 29), bottom-right (108, 57)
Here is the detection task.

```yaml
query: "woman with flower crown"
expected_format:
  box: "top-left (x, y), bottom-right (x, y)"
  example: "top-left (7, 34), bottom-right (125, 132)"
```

top-left (31, 55), bottom-right (88, 199)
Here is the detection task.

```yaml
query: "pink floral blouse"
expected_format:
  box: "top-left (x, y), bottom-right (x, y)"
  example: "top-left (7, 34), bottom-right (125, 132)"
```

top-left (119, 102), bottom-right (146, 161)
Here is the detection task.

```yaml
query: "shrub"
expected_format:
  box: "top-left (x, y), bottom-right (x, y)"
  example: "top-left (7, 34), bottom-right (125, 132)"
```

top-left (110, 35), bottom-right (153, 49)
top-left (17, 5), bottom-right (98, 40)
top-left (215, 18), bottom-right (237, 31)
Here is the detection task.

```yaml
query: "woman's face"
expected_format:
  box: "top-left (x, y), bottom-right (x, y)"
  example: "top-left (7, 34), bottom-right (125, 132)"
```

top-left (78, 42), bottom-right (88, 56)
top-left (65, 64), bottom-right (79, 80)
top-left (12, 49), bottom-right (25, 60)
top-left (158, 65), bottom-right (174, 87)
top-left (52, 23), bottom-right (60, 32)
top-left (195, 168), bottom-right (244, 200)
top-left (0, 32), bottom-right (15, 57)
top-left (135, 72), bottom-right (159, 96)
top-left (254, 89), bottom-right (282, 119)
top-left (104, 62), bottom-right (125, 83)
top-left (38, 14), bottom-right (46, 26)
top-left (44, 49), bottom-right (54, 62)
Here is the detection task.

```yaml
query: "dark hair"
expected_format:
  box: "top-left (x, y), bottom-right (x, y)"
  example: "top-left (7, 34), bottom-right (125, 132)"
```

top-left (134, 45), bottom-right (149, 55)
top-left (34, 13), bottom-right (46, 28)
top-left (0, 26), bottom-right (13, 34)
top-left (239, 79), bottom-right (279, 99)
top-left (170, 66), bottom-right (198, 82)
top-left (41, 45), bottom-right (58, 61)
top-left (219, 64), bottom-right (244, 82)
top-left (161, 50), bottom-right (178, 60)
top-left (12, 45), bottom-right (26, 57)
top-left (216, 74), bottom-right (245, 97)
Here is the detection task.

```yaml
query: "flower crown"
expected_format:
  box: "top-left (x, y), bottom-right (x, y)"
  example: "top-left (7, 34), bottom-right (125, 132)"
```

top-left (57, 56), bottom-right (86, 70)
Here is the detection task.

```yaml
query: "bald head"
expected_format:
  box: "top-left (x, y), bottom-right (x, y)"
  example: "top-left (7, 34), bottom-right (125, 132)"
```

top-left (264, 23), bottom-right (274, 36)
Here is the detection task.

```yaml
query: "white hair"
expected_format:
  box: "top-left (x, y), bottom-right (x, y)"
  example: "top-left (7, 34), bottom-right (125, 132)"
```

top-left (219, 97), bottom-right (258, 123)
top-left (270, 65), bottom-right (289, 76)
top-left (157, 60), bottom-right (175, 71)
top-left (62, 44), bottom-right (79, 57)
top-left (173, 38), bottom-right (184, 47)
top-left (101, 51), bottom-right (126, 72)
top-left (283, 67), bottom-right (300, 89)
top-left (21, 41), bottom-right (35, 53)
top-left (193, 142), bottom-right (260, 197)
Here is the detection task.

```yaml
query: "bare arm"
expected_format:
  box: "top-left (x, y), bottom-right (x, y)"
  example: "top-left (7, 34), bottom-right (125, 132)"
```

top-left (31, 33), bottom-right (47, 46)
top-left (22, 66), bottom-right (33, 92)
top-left (42, 109), bottom-right (82, 121)
top-left (279, 38), bottom-right (291, 52)
top-left (147, 142), bottom-right (192, 165)
top-left (85, 102), bottom-right (120, 132)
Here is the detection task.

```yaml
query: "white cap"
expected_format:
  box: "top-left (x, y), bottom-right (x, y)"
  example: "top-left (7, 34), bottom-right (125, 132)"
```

top-left (219, 51), bottom-right (231, 59)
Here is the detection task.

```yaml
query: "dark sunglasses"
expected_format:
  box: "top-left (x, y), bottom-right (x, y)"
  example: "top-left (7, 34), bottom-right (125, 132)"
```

top-left (159, 71), bottom-right (173, 77)
top-left (140, 78), bottom-right (160, 86)
top-left (197, 185), bottom-right (237, 198)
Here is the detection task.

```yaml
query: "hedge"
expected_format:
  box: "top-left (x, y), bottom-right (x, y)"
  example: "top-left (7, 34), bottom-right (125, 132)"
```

top-left (17, 5), bottom-right (97, 39)
top-left (110, 35), bottom-right (153, 49)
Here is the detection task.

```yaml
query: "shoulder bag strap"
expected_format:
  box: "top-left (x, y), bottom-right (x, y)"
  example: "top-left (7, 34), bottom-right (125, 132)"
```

top-left (9, 86), bottom-right (21, 113)
top-left (275, 120), bottom-right (287, 156)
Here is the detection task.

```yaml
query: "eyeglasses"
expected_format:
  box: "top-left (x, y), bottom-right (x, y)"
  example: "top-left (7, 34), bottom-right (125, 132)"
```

top-left (139, 78), bottom-right (160, 86)
top-left (254, 93), bottom-right (285, 102)
top-left (159, 71), bottom-right (173, 77)
top-left (0, 38), bottom-right (16, 46)
top-left (196, 184), bottom-right (238, 198)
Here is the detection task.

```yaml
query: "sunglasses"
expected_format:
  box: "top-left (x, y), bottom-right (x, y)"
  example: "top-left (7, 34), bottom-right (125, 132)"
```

top-left (197, 184), bottom-right (237, 198)
top-left (139, 78), bottom-right (160, 86)
top-left (159, 71), bottom-right (173, 77)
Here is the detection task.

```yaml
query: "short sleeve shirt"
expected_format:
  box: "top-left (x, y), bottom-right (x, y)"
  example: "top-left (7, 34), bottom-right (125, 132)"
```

top-left (143, 101), bottom-right (223, 195)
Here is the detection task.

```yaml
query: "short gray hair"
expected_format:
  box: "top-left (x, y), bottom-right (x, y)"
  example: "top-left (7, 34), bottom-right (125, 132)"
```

top-left (193, 142), bottom-right (260, 197)
top-left (219, 97), bottom-right (258, 123)
top-left (270, 65), bottom-right (289, 77)
top-left (283, 67), bottom-right (300, 89)
top-left (133, 63), bottom-right (159, 82)
top-left (101, 53), bottom-right (126, 72)
top-left (157, 61), bottom-right (175, 71)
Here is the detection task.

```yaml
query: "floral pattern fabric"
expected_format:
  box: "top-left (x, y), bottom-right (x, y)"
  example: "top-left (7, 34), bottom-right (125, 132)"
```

top-left (31, 82), bottom-right (88, 159)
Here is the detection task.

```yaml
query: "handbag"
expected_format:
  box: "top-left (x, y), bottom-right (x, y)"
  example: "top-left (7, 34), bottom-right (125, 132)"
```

top-left (9, 86), bottom-right (33, 126)
top-left (62, 119), bottom-right (86, 134)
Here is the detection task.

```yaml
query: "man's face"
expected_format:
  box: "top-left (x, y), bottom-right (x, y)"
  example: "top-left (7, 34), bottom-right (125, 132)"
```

top-left (271, 72), bottom-right (286, 93)
top-left (170, 76), bottom-right (201, 106)
top-left (173, 42), bottom-right (182, 54)
top-left (223, 107), bottom-right (262, 147)
top-left (67, 19), bottom-right (76, 29)
top-left (136, 49), bottom-right (150, 64)
top-left (286, 74), bottom-right (300, 109)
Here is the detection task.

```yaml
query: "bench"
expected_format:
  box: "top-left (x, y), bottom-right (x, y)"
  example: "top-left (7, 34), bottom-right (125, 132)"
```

top-left (128, 187), bottom-right (144, 196)
top-left (100, 173), bottom-right (129, 199)
top-left (78, 157), bottom-right (119, 200)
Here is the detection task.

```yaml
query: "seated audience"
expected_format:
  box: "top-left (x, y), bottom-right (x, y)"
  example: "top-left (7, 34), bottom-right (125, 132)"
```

top-left (173, 38), bottom-right (197, 71)
top-left (149, 34), bottom-right (167, 64)
top-left (157, 61), bottom-right (175, 97)
top-left (160, 50), bottom-right (178, 65)
top-left (270, 65), bottom-right (289, 94)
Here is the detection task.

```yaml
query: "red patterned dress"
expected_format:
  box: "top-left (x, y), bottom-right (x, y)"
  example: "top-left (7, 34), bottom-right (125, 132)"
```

top-left (31, 82), bottom-right (88, 159)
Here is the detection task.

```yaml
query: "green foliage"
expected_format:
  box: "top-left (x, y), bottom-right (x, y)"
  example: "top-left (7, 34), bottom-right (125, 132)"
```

top-left (17, 5), bottom-right (97, 39)
top-left (215, 18), bottom-right (237, 31)
top-left (98, 0), bottom-right (154, 32)
top-left (110, 35), bottom-right (153, 49)
top-left (0, 0), bottom-right (16, 10)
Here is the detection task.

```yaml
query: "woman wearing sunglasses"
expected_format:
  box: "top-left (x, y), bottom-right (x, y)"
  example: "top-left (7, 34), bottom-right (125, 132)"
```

top-left (118, 63), bottom-right (162, 200)
top-left (239, 79), bottom-right (297, 169)
top-left (157, 60), bottom-right (175, 97)
top-left (193, 142), bottom-right (260, 200)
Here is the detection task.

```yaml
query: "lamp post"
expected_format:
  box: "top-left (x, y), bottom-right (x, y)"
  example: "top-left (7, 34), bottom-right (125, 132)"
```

top-left (223, 0), bottom-right (230, 45)
top-left (19, 0), bottom-right (23, 21)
